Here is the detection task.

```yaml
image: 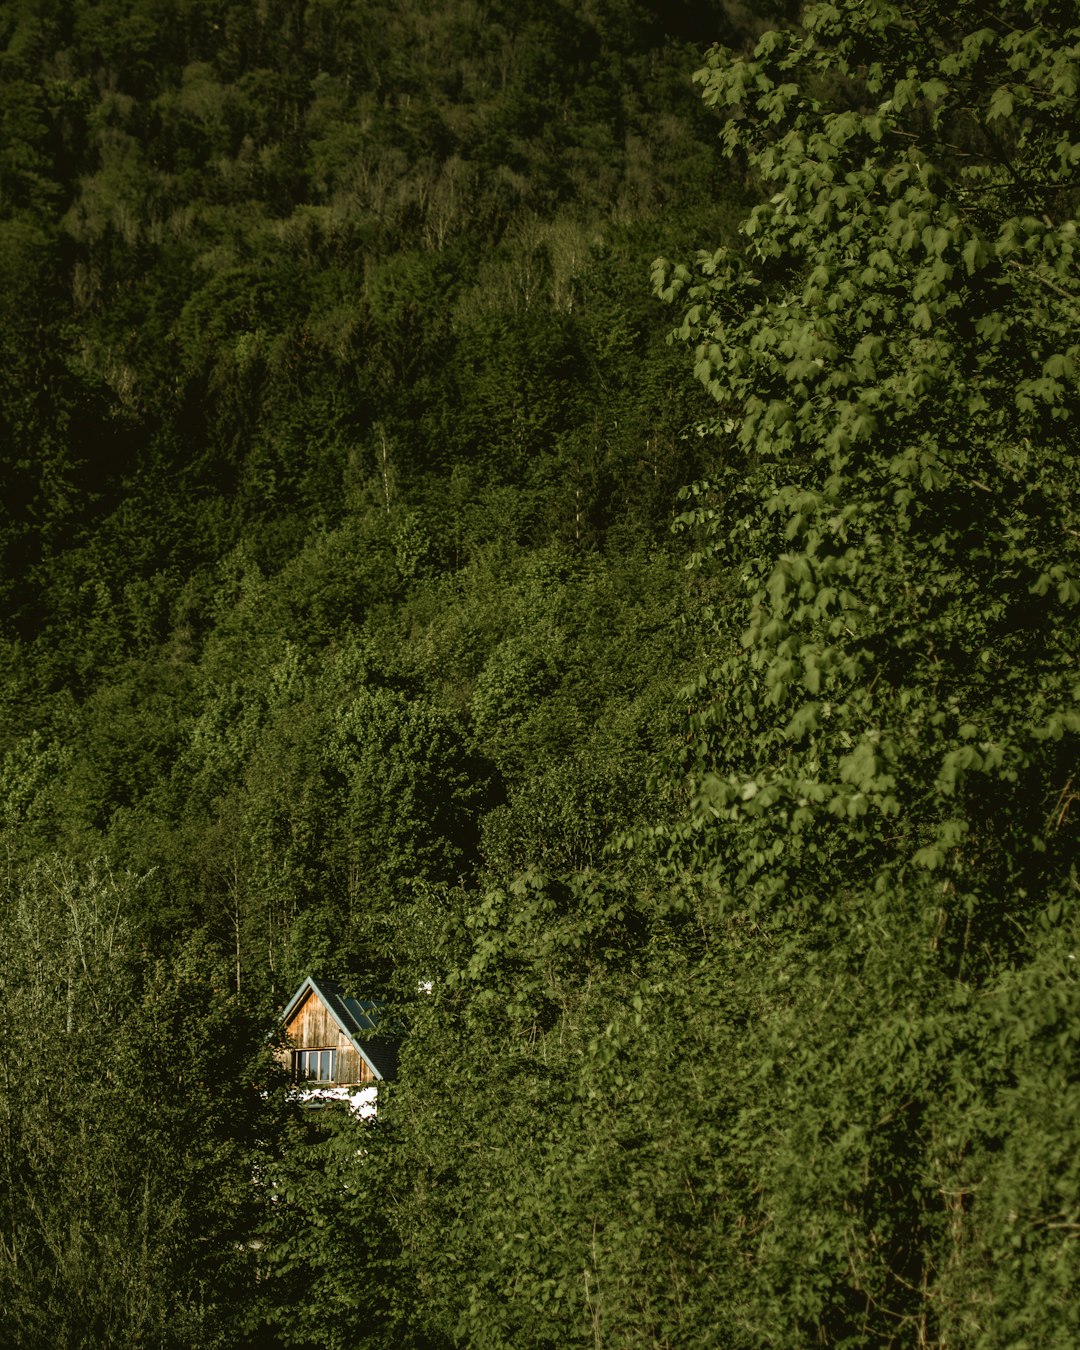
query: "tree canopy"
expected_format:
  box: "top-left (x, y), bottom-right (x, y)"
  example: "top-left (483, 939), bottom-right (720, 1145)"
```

top-left (1, 0), bottom-right (1078, 1345)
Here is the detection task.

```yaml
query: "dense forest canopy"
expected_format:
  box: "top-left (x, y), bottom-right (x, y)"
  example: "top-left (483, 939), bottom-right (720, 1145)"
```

top-left (1, 0), bottom-right (1078, 1345)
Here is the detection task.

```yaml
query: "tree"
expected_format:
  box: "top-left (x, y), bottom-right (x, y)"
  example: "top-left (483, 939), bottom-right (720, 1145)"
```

top-left (647, 0), bottom-right (1080, 1340)
top-left (0, 858), bottom-right (284, 1348)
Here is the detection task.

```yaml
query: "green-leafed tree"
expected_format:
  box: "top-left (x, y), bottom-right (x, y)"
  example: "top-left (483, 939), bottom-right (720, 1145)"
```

top-left (0, 859), bottom-right (286, 1348)
top-left (645, 0), bottom-right (1080, 1341)
top-left (378, 5), bottom-right (1080, 1346)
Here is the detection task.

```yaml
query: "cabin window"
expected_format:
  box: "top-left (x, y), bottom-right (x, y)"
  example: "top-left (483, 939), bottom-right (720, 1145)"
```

top-left (293, 1048), bottom-right (337, 1082)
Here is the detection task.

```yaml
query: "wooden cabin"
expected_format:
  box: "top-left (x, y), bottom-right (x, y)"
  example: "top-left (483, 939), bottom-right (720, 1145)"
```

top-left (279, 975), bottom-right (397, 1087)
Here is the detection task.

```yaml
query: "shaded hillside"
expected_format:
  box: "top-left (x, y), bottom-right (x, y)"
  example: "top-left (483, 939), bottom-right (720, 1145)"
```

top-left (2, 1), bottom-right (1079, 1346)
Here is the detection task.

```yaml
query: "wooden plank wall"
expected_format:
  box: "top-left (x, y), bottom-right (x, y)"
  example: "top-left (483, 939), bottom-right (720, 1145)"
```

top-left (337, 1046), bottom-right (375, 1083)
top-left (283, 991), bottom-right (376, 1084)
top-left (288, 990), bottom-right (339, 1048)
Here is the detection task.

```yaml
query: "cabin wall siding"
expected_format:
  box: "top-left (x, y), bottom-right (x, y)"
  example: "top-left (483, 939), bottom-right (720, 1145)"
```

top-left (288, 991), bottom-right (344, 1049)
top-left (282, 990), bottom-right (376, 1084)
top-left (336, 1046), bottom-right (376, 1083)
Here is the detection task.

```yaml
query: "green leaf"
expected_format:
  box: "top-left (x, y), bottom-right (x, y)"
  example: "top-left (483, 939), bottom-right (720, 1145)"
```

top-left (987, 86), bottom-right (1014, 121)
top-left (963, 237), bottom-right (987, 275)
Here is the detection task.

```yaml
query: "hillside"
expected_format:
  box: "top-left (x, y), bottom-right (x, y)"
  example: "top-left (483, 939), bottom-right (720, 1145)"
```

top-left (2, 1), bottom-right (1078, 1345)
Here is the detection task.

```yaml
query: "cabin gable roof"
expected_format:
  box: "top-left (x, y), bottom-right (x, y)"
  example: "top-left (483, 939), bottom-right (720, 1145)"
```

top-left (281, 975), bottom-right (397, 1082)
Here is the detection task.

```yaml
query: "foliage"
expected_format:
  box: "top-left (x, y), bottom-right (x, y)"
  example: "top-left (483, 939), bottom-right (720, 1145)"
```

top-left (253, 1107), bottom-right (432, 1350)
top-left (4, 0), bottom-right (1078, 1344)
top-left (0, 859), bottom-right (286, 1348)
top-left (643, 0), bottom-right (1080, 1340)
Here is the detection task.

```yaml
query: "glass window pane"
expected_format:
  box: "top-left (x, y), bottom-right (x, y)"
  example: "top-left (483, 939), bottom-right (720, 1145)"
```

top-left (294, 1049), bottom-right (337, 1081)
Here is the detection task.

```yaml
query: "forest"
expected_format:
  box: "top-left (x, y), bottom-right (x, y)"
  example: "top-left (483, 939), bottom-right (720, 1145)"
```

top-left (1, 0), bottom-right (1078, 1345)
